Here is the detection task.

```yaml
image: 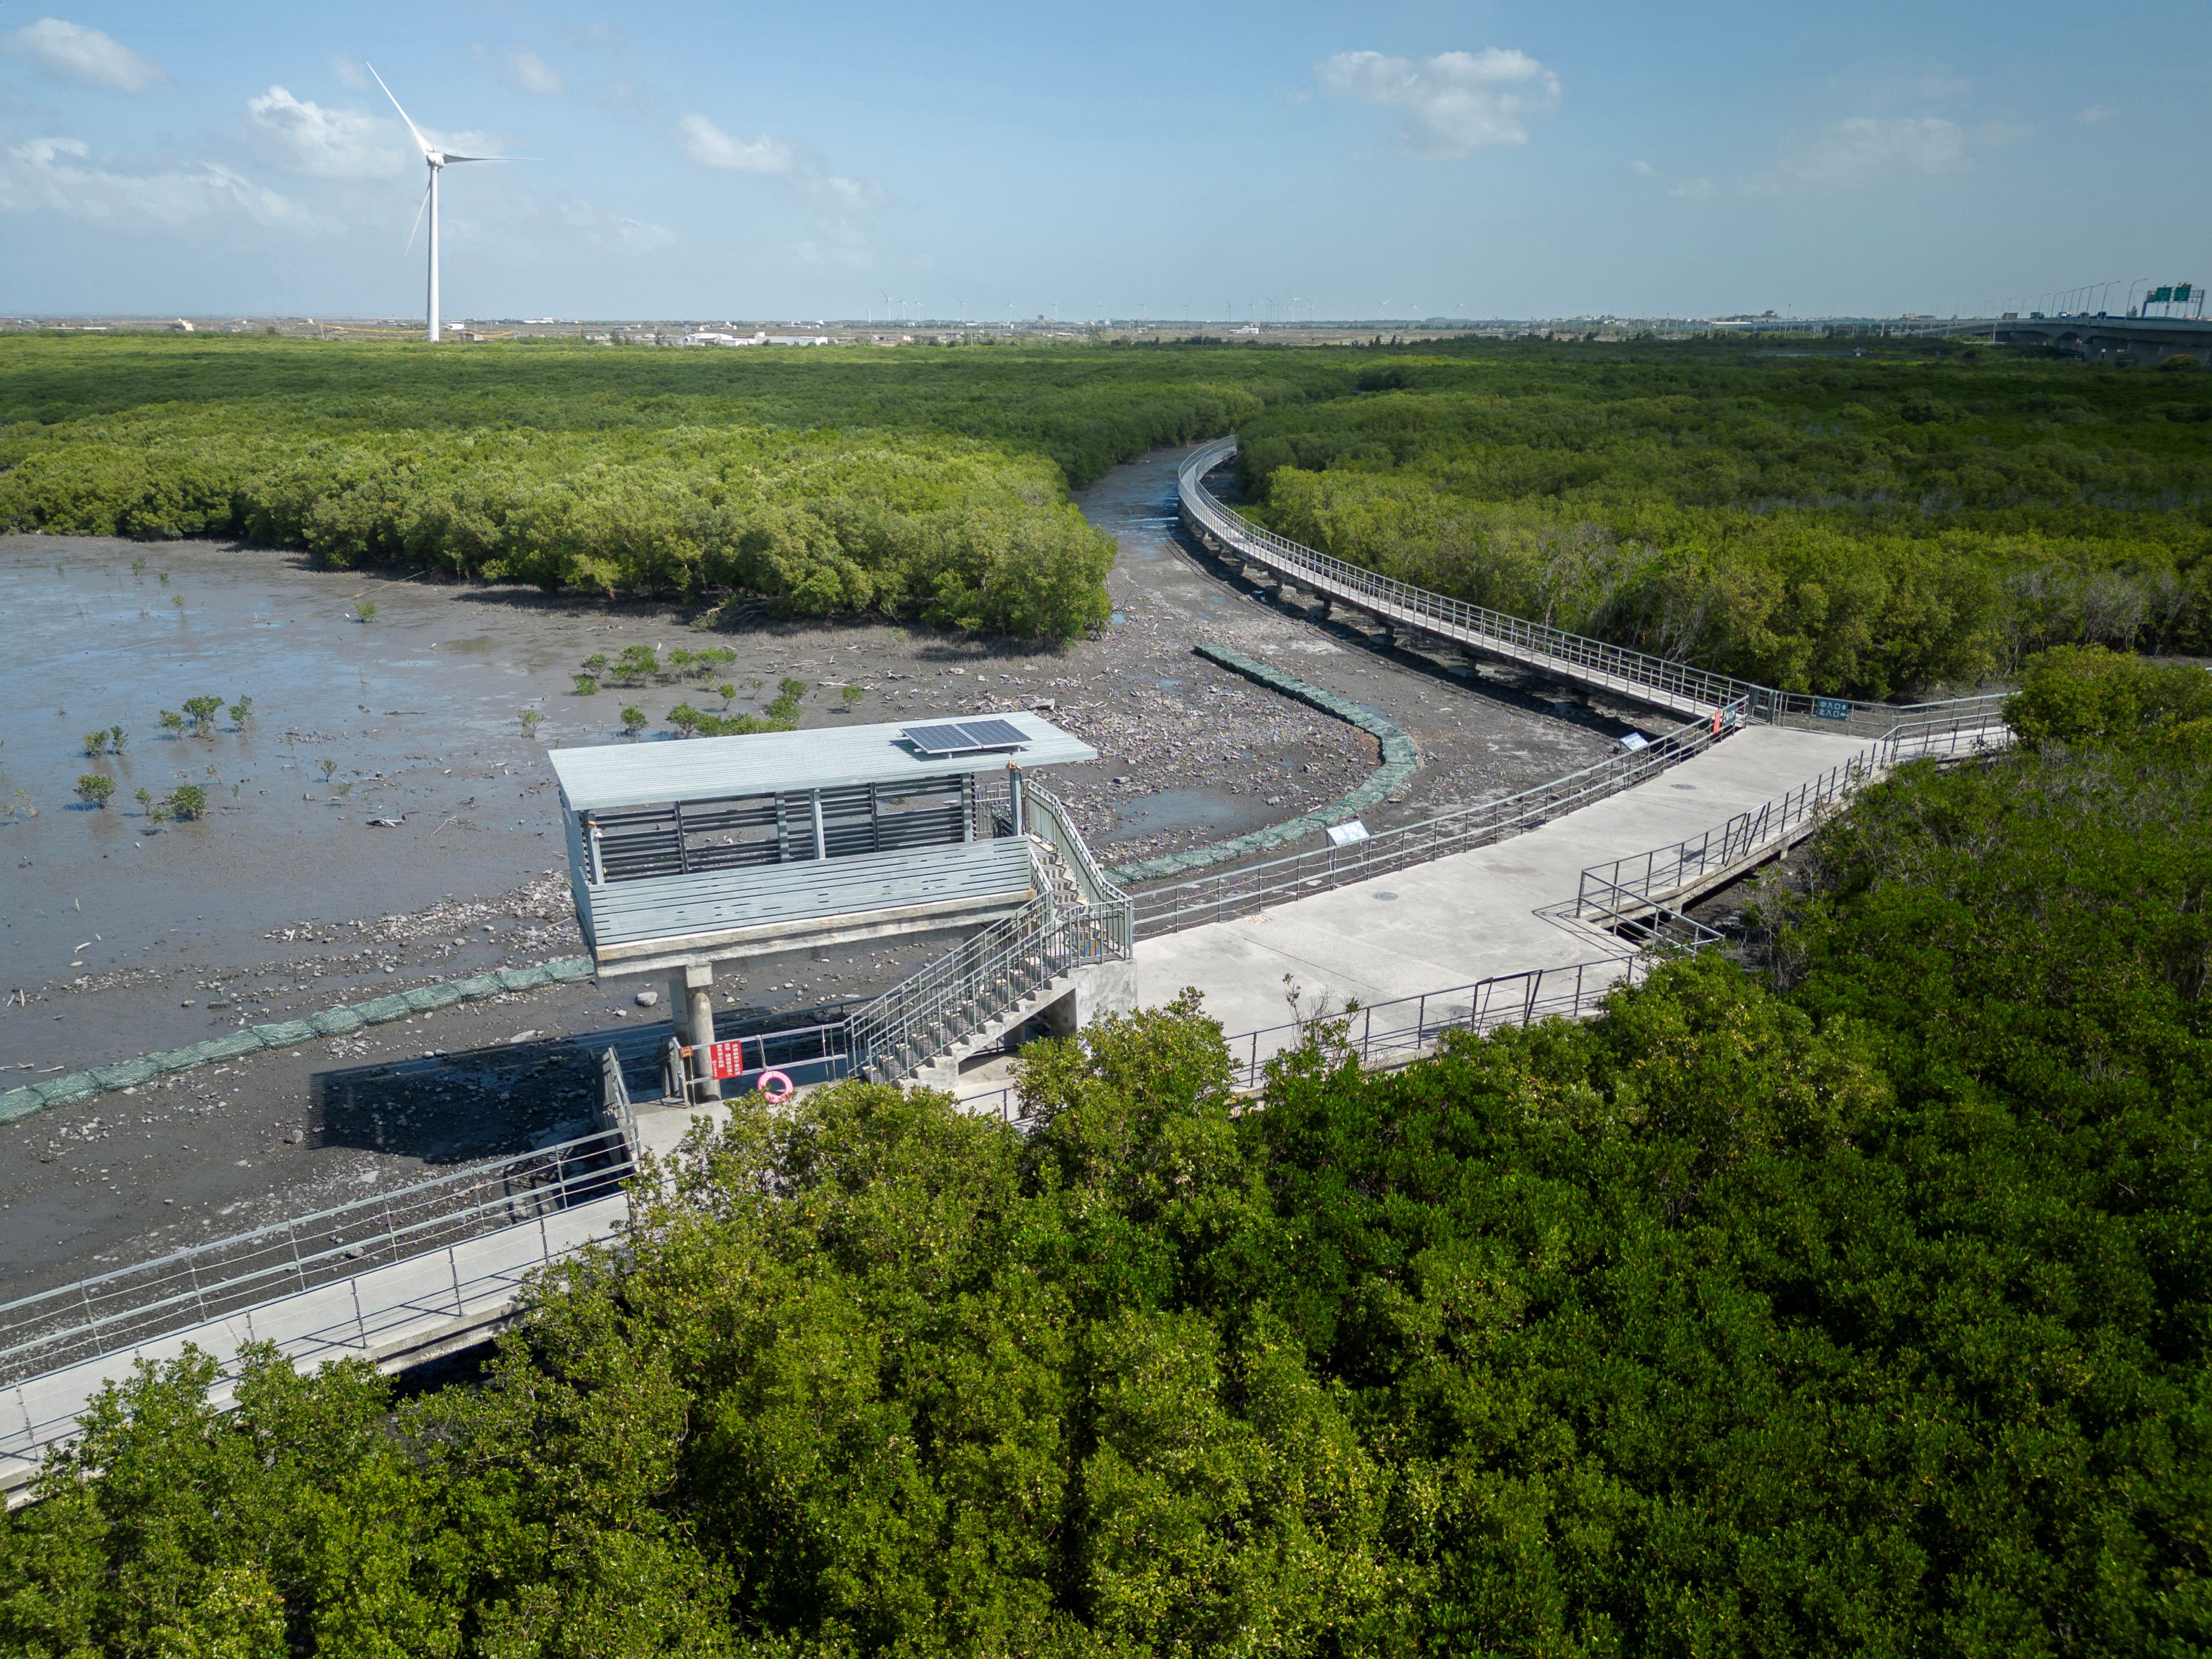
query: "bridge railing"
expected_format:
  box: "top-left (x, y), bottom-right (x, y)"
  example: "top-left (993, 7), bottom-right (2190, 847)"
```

top-left (960, 953), bottom-right (1663, 1124)
top-left (1574, 706), bottom-right (2013, 928)
top-left (0, 1128), bottom-right (632, 1390)
top-left (1178, 439), bottom-right (2003, 734)
top-left (1132, 698), bottom-right (1748, 935)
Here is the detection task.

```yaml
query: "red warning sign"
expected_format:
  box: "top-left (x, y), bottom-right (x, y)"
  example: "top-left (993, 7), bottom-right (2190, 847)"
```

top-left (708, 1038), bottom-right (747, 1080)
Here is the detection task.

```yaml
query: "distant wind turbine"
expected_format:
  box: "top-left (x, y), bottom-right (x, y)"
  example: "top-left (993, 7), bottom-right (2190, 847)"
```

top-left (369, 64), bottom-right (526, 344)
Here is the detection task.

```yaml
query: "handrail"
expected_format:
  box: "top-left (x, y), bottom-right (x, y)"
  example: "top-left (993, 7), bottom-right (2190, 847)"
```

top-left (961, 952), bottom-right (1663, 1124)
top-left (1132, 698), bottom-right (1749, 934)
top-left (0, 1127), bottom-right (632, 1387)
top-left (1575, 707), bottom-right (2012, 927)
top-left (1178, 438), bottom-right (2003, 734)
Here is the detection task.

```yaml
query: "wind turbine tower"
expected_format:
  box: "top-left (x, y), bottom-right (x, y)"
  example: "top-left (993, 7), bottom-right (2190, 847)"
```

top-left (369, 64), bottom-right (522, 343)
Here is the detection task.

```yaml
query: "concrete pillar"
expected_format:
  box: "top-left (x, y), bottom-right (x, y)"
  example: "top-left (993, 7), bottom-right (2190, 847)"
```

top-left (685, 963), bottom-right (721, 1102)
top-left (1008, 765), bottom-right (1026, 834)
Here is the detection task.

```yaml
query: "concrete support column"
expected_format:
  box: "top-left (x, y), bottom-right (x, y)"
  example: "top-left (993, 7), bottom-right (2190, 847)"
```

top-left (685, 963), bottom-right (721, 1102)
top-left (1008, 765), bottom-right (1026, 835)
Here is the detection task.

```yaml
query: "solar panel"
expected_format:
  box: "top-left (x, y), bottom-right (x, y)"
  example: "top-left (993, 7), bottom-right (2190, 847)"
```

top-left (956, 718), bottom-right (1028, 748)
top-left (902, 719), bottom-right (1029, 757)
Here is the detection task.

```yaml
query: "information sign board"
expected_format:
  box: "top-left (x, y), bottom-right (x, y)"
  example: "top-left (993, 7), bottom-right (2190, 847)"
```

top-left (708, 1039), bottom-right (747, 1080)
top-left (1814, 697), bottom-right (1850, 721)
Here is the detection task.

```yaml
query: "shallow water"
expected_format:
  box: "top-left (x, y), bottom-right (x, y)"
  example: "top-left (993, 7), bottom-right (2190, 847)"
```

top-left (0, 538), bottom-right (693, 1024)
top-left (1105, 787), bottom-right (1275, 843)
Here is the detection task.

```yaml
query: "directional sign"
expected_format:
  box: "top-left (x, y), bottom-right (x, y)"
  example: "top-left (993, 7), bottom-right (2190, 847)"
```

top-left (1814, 697), bottom-right (1850, 721)
top-left (708, 1038), bottom-right (747, 1080)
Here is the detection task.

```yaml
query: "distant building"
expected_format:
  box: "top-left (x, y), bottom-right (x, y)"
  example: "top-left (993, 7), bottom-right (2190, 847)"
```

top-left (170, 319), bottom-right (194, 332)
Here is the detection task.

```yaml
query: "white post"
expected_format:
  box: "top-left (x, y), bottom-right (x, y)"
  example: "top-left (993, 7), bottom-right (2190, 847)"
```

top-left (426, 165), bottom-right (440, 344)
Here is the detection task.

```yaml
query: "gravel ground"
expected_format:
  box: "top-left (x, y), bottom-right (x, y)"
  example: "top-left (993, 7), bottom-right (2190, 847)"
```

top-left (1, 441), bottom-right (1645, 1293)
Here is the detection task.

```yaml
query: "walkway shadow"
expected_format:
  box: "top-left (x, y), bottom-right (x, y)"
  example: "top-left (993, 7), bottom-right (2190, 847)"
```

top-left (308, 1024), bottom-right (665, 1164)
top-left (308, 1001), bottom-right (870, 1163)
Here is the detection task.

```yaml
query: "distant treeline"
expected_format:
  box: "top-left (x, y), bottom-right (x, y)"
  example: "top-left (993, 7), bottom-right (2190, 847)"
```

top-left (6, 335), bottom-right (2211, 668)
top-left (0, 337), bottom-right (1344, 639)
top-left (1236, 343), bottom-right (2212, 695)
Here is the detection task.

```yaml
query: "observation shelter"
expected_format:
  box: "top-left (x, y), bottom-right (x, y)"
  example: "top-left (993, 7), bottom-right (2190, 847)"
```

top-left (549, 711), bottom-right (1104, 1097)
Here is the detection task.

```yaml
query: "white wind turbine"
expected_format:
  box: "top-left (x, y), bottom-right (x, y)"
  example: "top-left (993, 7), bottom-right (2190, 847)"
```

top-left (368, 64), bottom-right (523, 343)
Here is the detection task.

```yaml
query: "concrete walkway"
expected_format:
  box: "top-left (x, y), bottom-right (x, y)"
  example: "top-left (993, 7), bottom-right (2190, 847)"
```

top-left (1136, 722), bottom-right (1868, 1037)
top-left (3, 1192), bottom-right (625, 1502)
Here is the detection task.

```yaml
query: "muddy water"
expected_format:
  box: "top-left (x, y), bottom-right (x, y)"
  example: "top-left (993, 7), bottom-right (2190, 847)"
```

top-left (0, 543), bottom-right (616, 1002)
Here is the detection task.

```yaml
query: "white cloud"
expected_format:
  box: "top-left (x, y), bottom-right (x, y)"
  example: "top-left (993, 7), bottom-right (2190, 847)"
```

top-left (1316, 48), bottom-right (1560, 159)
top-left (247, 85), bottom-right (404, 180)
top-left (509, 50), bottom-right (564, 96)
top-left (1668, 176), bottom-right (1716, 199)
top-left (4, 18), bottom-right (167, 93)
top-left (1745, 116), bottom-right (1984, 192)
top-left (813, 173), bottom-right (887, 211)
top-left (675, 113), bottom-right (799, 174)
top-left (474, 45), bottom-right (566, 96)
top-left (329, 54), bottom-right (370, 91)
top-left (2079, 104), bottom-right (2119, 124)
top-left (560, 199), bottom-right (672, 249)
top-left (0, 136), bottom-right (330, 231)
top-left (1631, 157), bottom-right (1657, 177)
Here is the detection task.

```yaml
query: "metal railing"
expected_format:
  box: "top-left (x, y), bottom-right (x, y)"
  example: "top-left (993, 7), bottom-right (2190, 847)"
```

top-left (599, 1047), bottom-right (638, 1147)
top-left (1180, 438), bottom-right (2006, 734)
top-left (0, 1129), bottom-right (632, 1390)
top-left (959, 954), bottom-right (1660, 1124)
top-left (1133, 699), bottom-right (1748, 935)
top-left (1024, 779), bottom-right (1131, 913)
top-left (1576, 705), bottom-right (2012, 931)
top-left (848, 889), bottom-right (1129, 1082)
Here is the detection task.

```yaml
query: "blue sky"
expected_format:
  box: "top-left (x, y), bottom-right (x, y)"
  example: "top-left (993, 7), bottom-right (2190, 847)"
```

top-left (0, 0), bottom-right (2205, 321)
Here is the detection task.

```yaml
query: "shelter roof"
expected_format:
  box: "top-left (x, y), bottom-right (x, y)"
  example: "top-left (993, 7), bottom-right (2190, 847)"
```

top-left (547, 709), bottom-right (1095, 812)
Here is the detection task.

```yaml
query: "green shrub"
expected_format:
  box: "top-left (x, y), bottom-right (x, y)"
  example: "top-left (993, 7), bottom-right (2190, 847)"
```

top-left (573, 674), bottom-right (599, 696)
top-left (166, 783), bottom-right (206, 819)
top-left (81, 731), bottom-right (107, 758)
top-left (74, 773), bottom-right (114, 808)
top-left (2004, 643), bottom-right (2212, 748)
top-left (620, 705), bottom-right (647, 737)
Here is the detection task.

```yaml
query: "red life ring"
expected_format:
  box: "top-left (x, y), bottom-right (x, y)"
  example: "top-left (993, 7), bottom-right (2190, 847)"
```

top-left (756, 1069), bottom-right (796, 1104)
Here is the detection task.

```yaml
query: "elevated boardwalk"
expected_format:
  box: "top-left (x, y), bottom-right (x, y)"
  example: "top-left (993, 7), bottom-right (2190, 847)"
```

top-left (1135, 722), bottom-right (1865, 1037)
top-left (1178, 438), bottom-right (1976, 735)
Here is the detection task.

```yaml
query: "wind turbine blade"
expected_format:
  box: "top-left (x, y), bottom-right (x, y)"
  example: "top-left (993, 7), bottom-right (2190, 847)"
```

top-left (438, 154), bottom-right (533, 163)
top-left (366, 62), bottom-right (434, 157)
top-left (404, 173), bottom-right (431, 254)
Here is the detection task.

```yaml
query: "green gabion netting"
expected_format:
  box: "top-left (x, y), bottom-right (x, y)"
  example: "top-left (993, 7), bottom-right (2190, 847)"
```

top-left (0, 955), bottom-right (598, 1127)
